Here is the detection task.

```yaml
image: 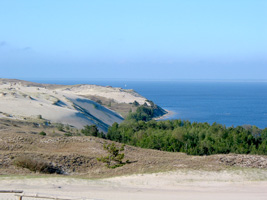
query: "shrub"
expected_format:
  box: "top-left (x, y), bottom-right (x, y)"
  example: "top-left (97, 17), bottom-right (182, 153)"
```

top-left (81, 125), bottom-right (105, 138)
top-left (13, 156), bottom-right (62, 174)
top-left (39, 131), bottom-right (46, 136)
top-left (133, 101), bottom-right (140, 106)
top-left (64, 132), bottom-right (72, 137)
top-left (81, 125), bottom-right (98, 136)
top-left (127, 105), bottom-right (154, 122)
top-left (96, 100), bottom-right (102, 105)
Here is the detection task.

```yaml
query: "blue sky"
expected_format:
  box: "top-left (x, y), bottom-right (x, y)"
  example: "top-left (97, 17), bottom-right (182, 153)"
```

top-left (0, 0), bottom-right (266, 81)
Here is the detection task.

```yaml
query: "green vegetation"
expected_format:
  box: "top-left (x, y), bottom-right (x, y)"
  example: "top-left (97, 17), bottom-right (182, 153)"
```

top-left (81, 125), bottom-right (105, 138)
top-left (127, 105), bottom-right (154, 122)
top-left (81, 102), bottom-right (266, 156)
top-left (39, 131), bottom-right (46, 136)
top-left (64, 132), bottom-right (73, 137)
top-left (105, 120), bottom-right (267, 156)
top-left (127, 101), bottom-right (167, 121)
top-left (96, 100), bottom-right (102, 105)
top-left (97, 143), bottom-right (128, 168)
top-left (132, 100), bottom-right (140, 106)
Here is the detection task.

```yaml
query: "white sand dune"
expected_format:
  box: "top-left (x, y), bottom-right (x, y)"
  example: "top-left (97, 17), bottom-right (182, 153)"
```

top-left (61, 84), bottom-right (149, 105)
top-left (0, 80), bottom-right (149, 131)
top-left (1, 170), bottom-right (267, 200)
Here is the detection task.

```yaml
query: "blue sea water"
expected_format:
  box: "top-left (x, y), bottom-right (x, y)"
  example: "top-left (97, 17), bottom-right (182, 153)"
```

top-left (34, 79), bottom-right (267, 129)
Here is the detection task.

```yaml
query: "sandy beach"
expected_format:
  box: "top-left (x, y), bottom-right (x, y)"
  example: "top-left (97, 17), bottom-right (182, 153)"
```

top-left (1, 169), bottom-right (267, 200)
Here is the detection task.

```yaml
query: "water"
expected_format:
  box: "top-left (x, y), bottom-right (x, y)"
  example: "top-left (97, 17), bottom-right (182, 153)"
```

top-left (32, 79), bottom-right (267, 129)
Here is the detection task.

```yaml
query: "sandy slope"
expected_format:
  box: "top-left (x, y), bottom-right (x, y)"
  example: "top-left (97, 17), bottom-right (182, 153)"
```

top-left (0, 80), bottom-right (150, 131)
top-left (1, 170), bottom-right (267, 200)
top-left (61, 84), bottom-right (149, 105)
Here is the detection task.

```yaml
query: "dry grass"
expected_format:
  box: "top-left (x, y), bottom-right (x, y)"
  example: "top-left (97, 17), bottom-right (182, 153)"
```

top-left (82, 95), bottom-right (137, 118)
top-left (1, 118), bottom-right (267, 179)
top-left (0, 118), bottom-right (79, 137)
top-left (13, 155), bottom-right (63, 174)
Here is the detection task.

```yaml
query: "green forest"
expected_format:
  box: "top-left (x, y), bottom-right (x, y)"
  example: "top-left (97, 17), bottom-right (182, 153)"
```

top-left (82, 105), bottom-right (267, 156)
top-left (106, 120), bottom-right (267, 155)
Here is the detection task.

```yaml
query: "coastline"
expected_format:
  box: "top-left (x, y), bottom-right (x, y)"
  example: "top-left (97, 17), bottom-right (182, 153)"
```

top-left (154, 109), bottom-right (175, 121)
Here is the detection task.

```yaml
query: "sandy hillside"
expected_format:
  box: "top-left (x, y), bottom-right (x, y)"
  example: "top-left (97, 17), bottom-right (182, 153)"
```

top-left (1, 119), bottom-right (267, 200)
top-left (0, 79), bottom-right (153, 132)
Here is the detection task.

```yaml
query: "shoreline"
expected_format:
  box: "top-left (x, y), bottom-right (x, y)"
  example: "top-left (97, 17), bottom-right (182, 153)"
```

top-left (154, 109), bottom-right (176, 121)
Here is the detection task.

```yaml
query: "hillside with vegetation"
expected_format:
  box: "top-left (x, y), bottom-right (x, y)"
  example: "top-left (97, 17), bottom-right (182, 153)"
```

top-left (1, 79), bottom-right (267, 179)
top-left (1, 118), bottom-right (267, 178)
top-left (88, 106), bottom-right (267, 156)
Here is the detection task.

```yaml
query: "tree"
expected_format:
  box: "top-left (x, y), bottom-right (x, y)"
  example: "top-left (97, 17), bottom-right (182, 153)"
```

top-left (96, 100), bottom-right (102, 105)
top-left (133, 101), bottom-right (140, 106)
top-left (97, 143), bottom-right (128, 168)
top-left (81, 125), bottom-right (98, 136)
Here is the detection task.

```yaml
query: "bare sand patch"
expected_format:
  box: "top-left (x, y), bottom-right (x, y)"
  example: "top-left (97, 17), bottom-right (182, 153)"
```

top-left (1, 169), bottom-right (267, 200)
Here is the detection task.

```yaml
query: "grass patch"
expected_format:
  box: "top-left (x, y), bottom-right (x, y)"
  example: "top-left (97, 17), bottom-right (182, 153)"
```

top-left (13, 156), bottom-right (63, 174)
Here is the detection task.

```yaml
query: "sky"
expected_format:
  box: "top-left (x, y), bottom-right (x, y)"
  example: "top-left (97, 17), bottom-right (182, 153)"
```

top-left (0, 0), bottom-right (266, 81)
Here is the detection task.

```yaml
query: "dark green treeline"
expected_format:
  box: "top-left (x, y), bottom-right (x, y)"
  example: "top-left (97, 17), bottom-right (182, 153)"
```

top-left (106, 120), bottom-right (267, 155)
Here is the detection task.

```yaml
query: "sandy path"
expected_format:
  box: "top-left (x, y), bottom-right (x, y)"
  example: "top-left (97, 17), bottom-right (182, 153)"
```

top-left (1, 170), bottom-right (267, 200)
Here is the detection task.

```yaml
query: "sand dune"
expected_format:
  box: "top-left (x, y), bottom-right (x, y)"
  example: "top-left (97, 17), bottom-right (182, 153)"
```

top-left (61, 84), bottom-right (149, 105)
top-left (0, 79), bottom-right (149, 131)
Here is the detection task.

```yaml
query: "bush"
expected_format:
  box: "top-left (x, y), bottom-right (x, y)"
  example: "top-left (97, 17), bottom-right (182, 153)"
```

top-left (133, 101), bottom-right (140, 106)
top-left (127, 105), bottom-right (154, 122)
top-left (96, 100), bottom-right (102, 105)
top-left (13, 156), bottom-right (62, 174)
top-left (39, 131), bottom-right (46, 136)
top-left (81, 125), bottom-right (105, 138)
top-left (64, 132), bottom-right (72, 137)
top-left (81, 125), bottom-right (98, 136)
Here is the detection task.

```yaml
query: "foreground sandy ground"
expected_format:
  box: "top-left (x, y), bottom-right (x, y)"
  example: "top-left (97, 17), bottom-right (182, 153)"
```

top-left (1, 169), bottom-right (267, 200)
